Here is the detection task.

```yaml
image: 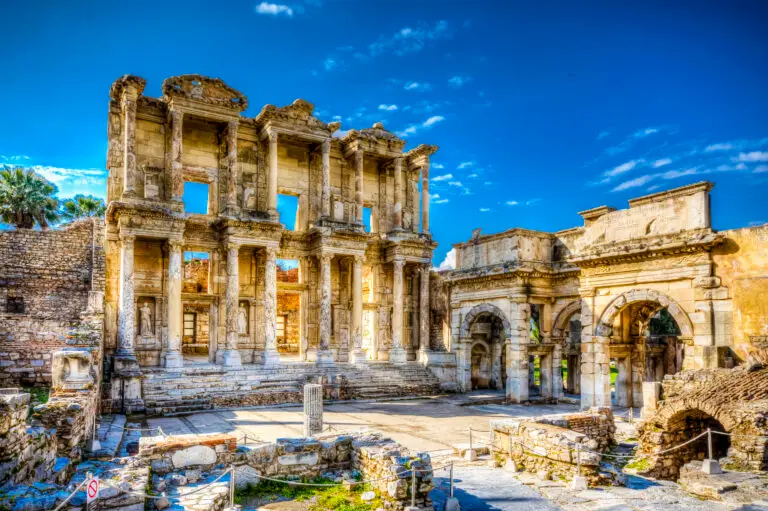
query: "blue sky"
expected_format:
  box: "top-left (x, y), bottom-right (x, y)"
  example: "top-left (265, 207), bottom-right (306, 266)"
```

top-left (1, 1), bottom-right (767, 266)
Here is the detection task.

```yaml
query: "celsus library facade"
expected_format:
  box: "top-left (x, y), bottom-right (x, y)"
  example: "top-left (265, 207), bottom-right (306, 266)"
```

top-left (0, 74), bottom-right (765, 415)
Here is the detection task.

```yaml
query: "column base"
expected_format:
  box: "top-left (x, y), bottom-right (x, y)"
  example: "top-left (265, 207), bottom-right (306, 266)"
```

top-left (164, 351), bottom-right (184, 369)
top-left (263, 350), bottom-right (281, 367)
top-left (418, 349), bottom-right (432, 365)
top-left (315, 350), bottom-right (335, 366)
top-left (222, 349), bottom-right (243, 369)
top-left (349, 348), bottom-right (368, 365)
top-left (389, 346), bottom-right (407, 364)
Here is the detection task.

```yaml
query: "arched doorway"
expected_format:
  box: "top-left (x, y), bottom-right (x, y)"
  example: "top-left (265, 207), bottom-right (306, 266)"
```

top-left (552, 301), bottom-right (582, 398)
top-left (470, 342), bottom-right (491, 389)
top-left (595, 289), bottom-right (692, 408)
top-left (460, 304), bottom-right (511, 392)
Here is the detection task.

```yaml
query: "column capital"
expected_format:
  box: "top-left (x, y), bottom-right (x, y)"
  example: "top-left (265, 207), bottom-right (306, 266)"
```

top-left (166, 239), bottom-right (184, 252)
top-left (354, 148), bottom-right (364, 165)
top-left (353, 254), bottom-right (365, 265)
top-left (168, 107), bottom-right (183, 123)
top-left (226, 240), bottom-right (241, 252)
top-left (228, 119), bottom-right (238, 132)
top-left (119, 233), bottom-right (136, 245)
top-left (392, 257), bottom-right (405, 269)
top-left (265, 246), bottom-right (279, 259)
top-left (267, 128), bottom-right (278, 143)
top-left (322, 138), bottom-right (331, 152)
top-left (320, 253), bottom-right (333, 265)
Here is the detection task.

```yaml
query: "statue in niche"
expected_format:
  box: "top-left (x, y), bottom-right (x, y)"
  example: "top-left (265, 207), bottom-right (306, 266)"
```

top-left (243, 183), bottom-right (256, 210)
top-left (237, 304), bottom-right (248, 335)
top-left (139, 302), bottom-right (153, 337)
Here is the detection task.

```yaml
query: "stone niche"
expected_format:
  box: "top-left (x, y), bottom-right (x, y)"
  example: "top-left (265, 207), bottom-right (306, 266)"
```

top-left (136, 296), bottom-right (157, 347)
top-left (51, 349), bottom-right (95, 392)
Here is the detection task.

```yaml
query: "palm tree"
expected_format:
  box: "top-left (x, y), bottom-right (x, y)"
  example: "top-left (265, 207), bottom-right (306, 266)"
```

top-left (0, 167), bottom-right (59, 229)
top-left (60, 194), bottom-right (106, 221)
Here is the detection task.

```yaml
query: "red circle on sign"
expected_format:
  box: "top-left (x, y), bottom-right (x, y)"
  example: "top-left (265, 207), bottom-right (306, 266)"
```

top-left (88, 480), bottom-right (98, 498)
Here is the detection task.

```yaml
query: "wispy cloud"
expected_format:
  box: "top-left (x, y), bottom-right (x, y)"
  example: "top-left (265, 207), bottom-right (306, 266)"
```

top-left (505, 200), bottom-right (519, 206)
top-left (734, 151), bottom-right (768, 162)
top-left (755, 165), bottom-right (768, 173)
top-left (432, 174), bottom-right (453, 182)
top-left (479, 207), bottom-right (490, 212)
top-left (254, 2), bottom-right (294, 17)
top-left (432, 163), bottom-right (444, 169)
top-left (434, 198), bottom-right (449, 204)
top-left (447, 75), bottom-right (472, 88)
top-left (404, 81), bottom-right (433, 92)
top-left (457, 161), bottom-right (474, 169)
top-left (652, 158), bottom-right (672, 168)
top-left (378, 104), bottom-right (398, 111)
top-left (604, 159), bottom-right (642, 178)
top-left (467, 173), bottom-right (478, 178)
top-left (1, 163), bottom-right (107, 199)
top-left (602, 125), bottom-right (675, 157)
top-left (448, 181), bottom-right (463, 187)
top-left (369, 20), bottom-right (451, 57)
top-left (396, 115), bottom-right (445, 137)
top-left (0, 155), bottom-right (31, 163)
top-left (705, 143), bottom-right (733, 152)
top-left (324, 58), bottom-right (341, 71)
top-left (597, 131), bottom-right (610, 140)
top-left (612, 174), bottom-right (657, 192)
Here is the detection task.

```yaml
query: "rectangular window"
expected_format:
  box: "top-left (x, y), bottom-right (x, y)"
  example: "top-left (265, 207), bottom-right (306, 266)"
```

top-left (277, 259), bottom-right (300, 283)
top-left (183, 313), bottom-right (197, 340)
top-left (6, 297), bottom-right (24, 314)
top-left (363, 206), bottom-right (372, 233)
top-left (276, 315), bottom-right (286, 339)
top-left (183, 252), bottom-right (210, 293)
top-left (183, 182), bottom-right (209, 215)
top-left (277, 194), bottom-right (300, 231)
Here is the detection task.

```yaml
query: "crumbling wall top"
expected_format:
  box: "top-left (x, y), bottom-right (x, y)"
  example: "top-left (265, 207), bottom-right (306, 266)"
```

top-left (161, 74), bottom-right (247, 112)
top-left (110, 74), bottom-right (147, 100)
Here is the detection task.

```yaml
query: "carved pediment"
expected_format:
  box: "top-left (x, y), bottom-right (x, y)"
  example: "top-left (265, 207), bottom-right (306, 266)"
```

top-left (256, 99), bottom-right (330, 134)
top-left (162, 75), bottom-right (248, 112)
top-left (343, 122), bottom-right (406, 154)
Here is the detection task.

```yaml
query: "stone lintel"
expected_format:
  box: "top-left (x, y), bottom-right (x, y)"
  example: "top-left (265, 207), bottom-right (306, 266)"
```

top-left (628, 180), bottom-right (714, 208)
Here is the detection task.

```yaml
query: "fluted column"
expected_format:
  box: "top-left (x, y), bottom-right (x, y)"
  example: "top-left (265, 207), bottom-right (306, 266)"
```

top-left (321, 138), bottom-right (331, 218)
top-left (165, 240), bottom-right (184, 368)
top-left (390, 258), bottom-right (407, 364)
top-left (349, 256), bottom-right (366, 364)
top-left (354, 149), bottom-right (364, 224)
top-left (393, 156), bottom-right (403, 230)
top-left (317, 253), bottom-right (334, 365)
top-left (267, 129), bottom-right (278, 216)
top-left (223, 241), bottom-right (242, 368)
top-left (419, 264), bottom-right (430, 354)
top-left (421, 162), bottom-right (430, 233)
top-left (121, 89), bottom-right (139, 198)
top-left (263, 247), bottom-right (280, 366)
top-left (170, 109), bottom-right (184, 202)
top-left (226, 120), bottom-right (239, 213)
top-left (117, 234), bottom-right (136, 359)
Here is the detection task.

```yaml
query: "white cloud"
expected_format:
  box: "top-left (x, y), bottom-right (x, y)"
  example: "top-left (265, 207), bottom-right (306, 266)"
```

top-left (429, 193), bottom-right (441, 200)
top-left (479, 207), bottom-right (490, 212)
top-left (715, 163), bottom-right (747, 172)
top-left (755, 165), bottom-right (768, 173)
top-left (634, 127), bottom-right (659, 138)
top-left (652, 158), bottom-right (672, 168)
top-left (423, 115), bottom-right (444, 127)
top-left (448, 75), bottom-right (472, 88)
top-left (432, 163), bottom-right (444, 169)
top-left (378, 104), bottom-right (398, 111)
top-left (734, 151), bottom-right (768, 162)
top-left (434, 198), bottom-right (449, 204)
top-left (255, 2), bottom-right (294, 17)
top-left (705, 143), bottom-right (733, 152)
top-left (467, 173), bottom-right (478, 178)
top-left (596, 131), bottom-right (610, 140)
top-left (448, 181), bottom-right (463, 187)
top-left (432, 174), bottom-right (453, 182)
top-left (404, 81), bottom-right (433, 91)
top-left (525, 198), bottom-right (541, 206)
top-left (612, 174), bottom-right (656, 192)
top-left (324, 58), bottom-right (340, 71)
top-left (369, 20), bottom-right (450, 57)
top-left (457, 161), bottom-right (474, 169)
top-left (483, 181), bottom-right (492, 185)
top-left (437, 248), bottom-right (456, 270)
top-left (505, 200), bottom-right (519, 206)
top-left (396, 115), bottom-right (445, 137)
top-left (604, 159), bottom-right (642, 178)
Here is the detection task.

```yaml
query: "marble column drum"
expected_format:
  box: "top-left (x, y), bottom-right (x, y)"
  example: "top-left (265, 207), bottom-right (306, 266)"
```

top-left (349, 256), bottom-right (366, 364)
top-left (117, 234), bottom-right (136, 360)
top-left (164, 240), bottom-right (184, 368)
top-left (267, 129), bottom-right (278, 216)
top-left (121, 88), bottom-right (139, 198)
top-left (390, 258), bottom-right (407, 364)
top-left (223, 242), bottom-right (243, 368)
top-left (393, 157), bottom-right (403, 230)
top-left (419, 264), bottom-right (430, 355)
top-left (321, 138), bottom-right (331, 218)
top-left (354, 149), bottom-right (364, 224)
top-left (263, 247), bottom-right (280, 366)
top-left (226, 120), bottom-right (239, 213)
top-left (317, 254), bottom-right (334, 365)
top-left (169, 109), bottom-right (184, 202)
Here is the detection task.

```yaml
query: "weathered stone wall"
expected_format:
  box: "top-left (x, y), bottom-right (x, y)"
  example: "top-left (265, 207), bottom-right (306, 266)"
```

top-left (0, 390), bottom-right (59, 490)
top-left (33, 388), bottom-right (99, 462)
top-left (277, 292), bottom-right (300, 354)
top-left (0, 219), bottom-right (105, 387)
top-left (490, 408), bottom-right (615, 484)
top-left (712, 224), bottom-right (768, 363)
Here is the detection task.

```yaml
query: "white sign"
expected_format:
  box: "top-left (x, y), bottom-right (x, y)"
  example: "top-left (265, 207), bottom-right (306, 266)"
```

top-left (86, 477), bottom-right (99, 503)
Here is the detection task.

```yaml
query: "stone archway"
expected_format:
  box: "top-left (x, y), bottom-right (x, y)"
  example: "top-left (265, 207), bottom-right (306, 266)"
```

top-left (456, 303), bottom-right (512, 393)
top-left (460, 303), bottom-right (511, 339)
top-left (552, 300), bottom-right (582, 396)
top-left (594, 289), bottom-right (693, 339)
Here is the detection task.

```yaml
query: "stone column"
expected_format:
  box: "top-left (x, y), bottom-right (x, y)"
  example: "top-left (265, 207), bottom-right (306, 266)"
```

top-left (592, 336), bottom-right (613, 407)
top-left (551, 344), bottom-right (563, 400)
top-left (267, 128), bottom-right (278, 216)
top-left (390, 258), bottom-right (407, 364)
top-left (506, 302), bottom-right (531, 403)
top-left (303, 383), bottom-right (323, 436)
top-left (117, 234), bottom-right (136, 359)
top-left (223, 241), bottom-right (243, 368)
top-left (121, 87), bottom-right (139, 198)
top-left (421, 162), bottom-right (430, 233)
top-left (321, 138), bottom-right (331, 218)
top-left (226, 120), bottom-right (239, 213)
top-left (349, 256), bottom-right (367, 364)
top-left (263, 247), bottom-right (280, 366)
top-left (164, 240), bottom-right (184, 369)
top-left (317, 254), bottom-right (334, 365)
top-left (418, 264), bottom-right (430, 355)
top-left (354, 149), bottom-right (364, 224)
top-left (393, 156), bottom-right (403, 230)
top-left (169, 109), bottom-right (184, 202)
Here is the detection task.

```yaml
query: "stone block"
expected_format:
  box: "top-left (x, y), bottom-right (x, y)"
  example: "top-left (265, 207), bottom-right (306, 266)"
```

top-left (171, 445), bottom-right (217, 469)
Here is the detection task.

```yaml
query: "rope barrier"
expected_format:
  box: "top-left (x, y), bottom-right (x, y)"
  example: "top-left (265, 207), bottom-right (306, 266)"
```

top-left (52, 478), bottom-right (87, 511)
top-left (711, 430), bottom-right (767, 439)
top-left (100, 467), bottom-right (234, 500)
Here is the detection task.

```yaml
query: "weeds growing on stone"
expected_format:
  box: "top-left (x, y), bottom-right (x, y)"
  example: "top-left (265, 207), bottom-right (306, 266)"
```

top-left (235, 476), bottom-right (383, 511)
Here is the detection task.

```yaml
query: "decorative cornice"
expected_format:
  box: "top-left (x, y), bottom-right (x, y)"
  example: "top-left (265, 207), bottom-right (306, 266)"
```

top-left (161, 74), bottom-right (247, 112)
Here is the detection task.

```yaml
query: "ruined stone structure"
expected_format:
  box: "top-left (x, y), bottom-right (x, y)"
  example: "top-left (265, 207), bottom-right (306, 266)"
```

top-left (439, 182), bottom-right (768, 410)
top-left (103, 74), bottom-right (441, 413)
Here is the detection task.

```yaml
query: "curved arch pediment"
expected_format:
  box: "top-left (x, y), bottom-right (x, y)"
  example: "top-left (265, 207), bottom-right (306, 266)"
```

top-left (594, 288), bottom-right (693, 338)
top-left (460, 303), bottom-right (511, 339)
top-left (551, 300), bottom-right (582, 338)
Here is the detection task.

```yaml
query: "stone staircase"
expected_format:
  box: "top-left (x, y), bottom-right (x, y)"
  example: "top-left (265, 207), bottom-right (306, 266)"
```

top-left (141, 362), bottom-right (442, 415)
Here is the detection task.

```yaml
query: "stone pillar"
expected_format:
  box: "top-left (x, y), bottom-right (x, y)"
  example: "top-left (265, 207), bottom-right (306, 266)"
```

top-left (121, 87), bottom-right (139, 198)
top-left (354, 149), bottom-right (364, 224)
top-left (593, 336), bottom-right (613, 407)
top-left (267, 128), bottom-right (278, 216)
top-left (164, 240), bottom-right (184, 369)
top-left (506, 302), bottom-right (531, 403)
top-left (226, 120), bottom-right (239, 213)
top-left (457, 340), bottom-right (472, 391)
top-left (393, 156), bottom-right (403, 230)
top-left (418, 264), bottom-right (430, 356)
top-left (117, 234), bottom-right (136, 359)
top-left (317, 254), bottom-right (334, 365)
top-left (390, 258), bottom-right (407, 364)
top-left (421, 162), bottom-right (430, 233)
top-left (551, 344), bottom-right (563, 400)
top-left (263, 247), bottom-right (280, 366)
top-left (641, 381), bottom-right (662, 418)
top-left (169, 109), bottom-right (184, 202)
top-left (223, 242), bottom-right (243, 368)
top-left (321, 138), bottom-right (331, 218)
top-left (615, 354), bottom-right (632, 407)
top-left (540, 352), bottom-right (554, 399)
top-left (303, 384), bottom-right (323, 436)
top-left (349, 256), bottom-right (367, 364)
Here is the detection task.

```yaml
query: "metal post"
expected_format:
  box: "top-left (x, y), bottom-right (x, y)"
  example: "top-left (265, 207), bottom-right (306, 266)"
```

top-left (230, 465), bottom-right (235, 507)
top-left (576, 443), bottom-right (581, 473)
top-left (469, 428), bottom-right (473, 452)
top-left (629, 407), bottom-right (633, 424)
top-left (410, 467), bottom-right (416, 508)
top-left (707, 428), bottom-right (713, 460)
top-left (449, 461), bottom-right (454, 498)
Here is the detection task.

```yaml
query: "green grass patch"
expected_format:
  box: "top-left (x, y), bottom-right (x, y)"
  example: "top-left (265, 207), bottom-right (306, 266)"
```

top-left (235, 476), bottom-right (383, 511)
top-left (22, 386), bottom-right (49, 407)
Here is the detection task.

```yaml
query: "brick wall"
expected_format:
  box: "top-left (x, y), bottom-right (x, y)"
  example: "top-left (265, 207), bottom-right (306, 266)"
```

top-left (0, 219), bottom-right (104, 387)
